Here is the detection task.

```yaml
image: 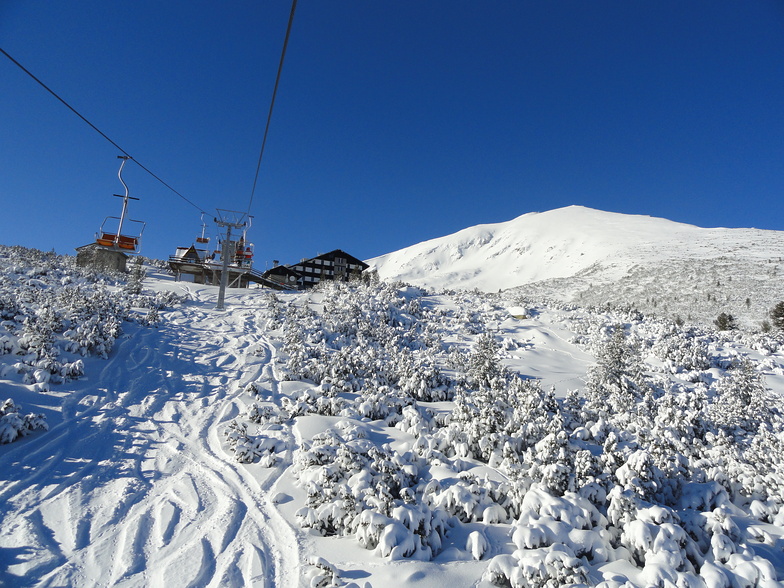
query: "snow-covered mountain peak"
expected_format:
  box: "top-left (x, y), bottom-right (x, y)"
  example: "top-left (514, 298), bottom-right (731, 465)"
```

top-left (370, 203), bottom-right (781, 295)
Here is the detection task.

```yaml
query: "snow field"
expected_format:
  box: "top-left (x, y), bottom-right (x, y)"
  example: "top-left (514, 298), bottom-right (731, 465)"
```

top-left (2, 244), bottom-right (784, 587)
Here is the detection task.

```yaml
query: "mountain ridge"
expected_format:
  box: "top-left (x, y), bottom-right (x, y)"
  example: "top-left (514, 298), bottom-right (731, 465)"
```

top-left (369, 205), bottom-right (784, 328)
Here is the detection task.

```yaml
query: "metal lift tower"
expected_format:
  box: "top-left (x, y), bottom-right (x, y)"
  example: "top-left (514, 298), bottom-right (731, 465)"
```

top-left (214, 209), bottom-right (247, 311)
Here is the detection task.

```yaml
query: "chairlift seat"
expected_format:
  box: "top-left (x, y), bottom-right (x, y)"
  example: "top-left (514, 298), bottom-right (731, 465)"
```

top-left (116, 235), bottom-right (138, 250)
top-left (96, 233), bottom-right (116, 247)
top-left (96, 233), bottom-right (138, 250)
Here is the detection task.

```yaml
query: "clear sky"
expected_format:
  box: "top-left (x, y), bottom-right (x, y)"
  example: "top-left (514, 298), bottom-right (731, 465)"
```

top-left (2, 1), bottom-right (783, 267)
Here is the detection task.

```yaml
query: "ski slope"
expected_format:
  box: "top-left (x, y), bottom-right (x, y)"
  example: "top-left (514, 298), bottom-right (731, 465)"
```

top-left (0, 282), bottom-right (300, 587)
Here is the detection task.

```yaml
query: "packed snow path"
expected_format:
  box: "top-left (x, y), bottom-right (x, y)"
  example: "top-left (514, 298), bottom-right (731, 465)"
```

top-left (0, 289), bottom-right (300, 587)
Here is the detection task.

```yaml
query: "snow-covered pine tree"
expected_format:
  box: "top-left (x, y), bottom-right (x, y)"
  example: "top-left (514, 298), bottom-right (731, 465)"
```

top-left (586, 326), bottom-right (649, 420)
top-left (770, 301), bottom-right (784, 330)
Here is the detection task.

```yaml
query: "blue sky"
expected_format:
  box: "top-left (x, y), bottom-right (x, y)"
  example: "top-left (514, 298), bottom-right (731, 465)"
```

top-left (2, 1), bottom-right (783, 267)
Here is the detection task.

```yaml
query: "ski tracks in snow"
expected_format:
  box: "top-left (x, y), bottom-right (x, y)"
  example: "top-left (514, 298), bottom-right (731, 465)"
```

top-left (0, 292), bottom-right (301, 587)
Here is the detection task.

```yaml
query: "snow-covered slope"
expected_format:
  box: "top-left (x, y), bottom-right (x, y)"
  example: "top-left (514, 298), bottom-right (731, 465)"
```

top-left (368, 206), bottom-right (784, 328)
top-left (370, 206), bottom-right (784, 290)
top-left (1, 246), bottom-right (784, 587)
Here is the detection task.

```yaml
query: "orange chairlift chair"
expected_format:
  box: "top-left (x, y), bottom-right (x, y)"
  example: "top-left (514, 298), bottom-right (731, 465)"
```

top-left (96, 156), bottom-right (146, 253)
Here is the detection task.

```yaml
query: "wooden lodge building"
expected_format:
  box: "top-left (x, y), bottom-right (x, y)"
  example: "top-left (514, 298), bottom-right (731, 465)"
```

top-left (261, 249), bottom-right (369, 290)
top-left (169, 245), bottom-right (369, 291)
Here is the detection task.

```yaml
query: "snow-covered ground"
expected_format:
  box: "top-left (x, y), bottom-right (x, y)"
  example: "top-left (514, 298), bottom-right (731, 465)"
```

top-left (0, 252), bottom-right (298, 586)
top-left (1, 245), bottom-right (784, 587)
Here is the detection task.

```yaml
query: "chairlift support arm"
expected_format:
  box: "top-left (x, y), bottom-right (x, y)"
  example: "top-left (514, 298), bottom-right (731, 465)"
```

top-left (115, 155), bottom-right (132, 244)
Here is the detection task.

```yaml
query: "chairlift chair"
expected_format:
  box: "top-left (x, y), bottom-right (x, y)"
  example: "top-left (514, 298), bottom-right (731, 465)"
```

top-left (235, 218), bottom-right (254, 267)
top-left (96, 156), bottom-right (145, 254)
top-left (195, 212), bottom-right (210, 244)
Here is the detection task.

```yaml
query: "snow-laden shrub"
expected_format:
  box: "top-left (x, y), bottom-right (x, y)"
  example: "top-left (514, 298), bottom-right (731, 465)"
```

top-left (355, 509), bottom-right (389, 549)
top-left (232, 277), bottom-right (784, 581)
top-left (709, 359), bottom-right (782, 433)
top-left (423, 475), bottom-right (520, 527)
top-left (395, 404), bottom-right (433, 437)
top-left (223, 420), bottom-right (282, 465)
top-left (290, 423), bottom-right (456, 559)
top-left (303, 556), bottom-right (340, 588)
top-left (429, 482), bottom-right (480, 522)
top-left (296, 431), bottom-right (416, 521)
top-left (280, 387), bottom-right (348, 419)
top-left (485, 544), bottom-right (589, 588)
top-left (356, 386), bottom-right (412, 422)
top-left (652, 327), bottom-right (712, 373)
top-left (375, 521), bottom-right (418, 559)
top-left (383, 502), bottom-right (448, 559)
top-left (444, 376), bottom-right (560, 468)
top-left (18, 308), bottom-right (59, 359)
top-left (620, 518), bottom-right (700, 572)
top-left (246, 402), bottom-right (282, 426)
top-left (466, 530), bottom-right (489, 560)
top-left (279, 281), bottom-right (460, 401)
top-left (0, 398), bottom-right (48, 444)
top-left (63, 313), bottom-right (120, 358)
top-left (615, 450), bottom-right (662, 502)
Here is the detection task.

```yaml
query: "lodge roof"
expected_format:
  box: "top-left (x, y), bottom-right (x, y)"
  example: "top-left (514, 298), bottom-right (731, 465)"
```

top-left (299, 249), bottom-right (369, 269)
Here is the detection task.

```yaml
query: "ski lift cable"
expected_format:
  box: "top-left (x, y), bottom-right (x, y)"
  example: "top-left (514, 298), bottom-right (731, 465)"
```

top-left (0, 47), bottom-right (208, 215)
top-left (246, 0), bottom-right (298, 217)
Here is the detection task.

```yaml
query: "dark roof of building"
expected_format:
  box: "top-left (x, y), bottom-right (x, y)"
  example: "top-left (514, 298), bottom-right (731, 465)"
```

top-left (301, 249), bottom-right (369, 269)
top-left (179, 245), bottom-right (201, 261)
top-left (263, 264), bottom-right (302, 278)
top-left (75, 243), bottom-right (128, 257)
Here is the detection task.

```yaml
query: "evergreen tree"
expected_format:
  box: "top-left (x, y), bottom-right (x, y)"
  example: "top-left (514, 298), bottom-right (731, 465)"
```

top-left (124, 257), bottom-right (145, 295)
top-left (714, 312), bottom-right (737, 331)
top-left (770, 301), bottom-right (784, 330)
top-left (586, 327), bottom-right (648, 417)
top-left (468, 332), bottom-right (505, 389)
top-left (711, 359), bottom-right (775, 433)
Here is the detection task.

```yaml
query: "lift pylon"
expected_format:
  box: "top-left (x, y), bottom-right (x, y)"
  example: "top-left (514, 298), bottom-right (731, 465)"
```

top-left (214, 209), bottom-right (248, 310)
